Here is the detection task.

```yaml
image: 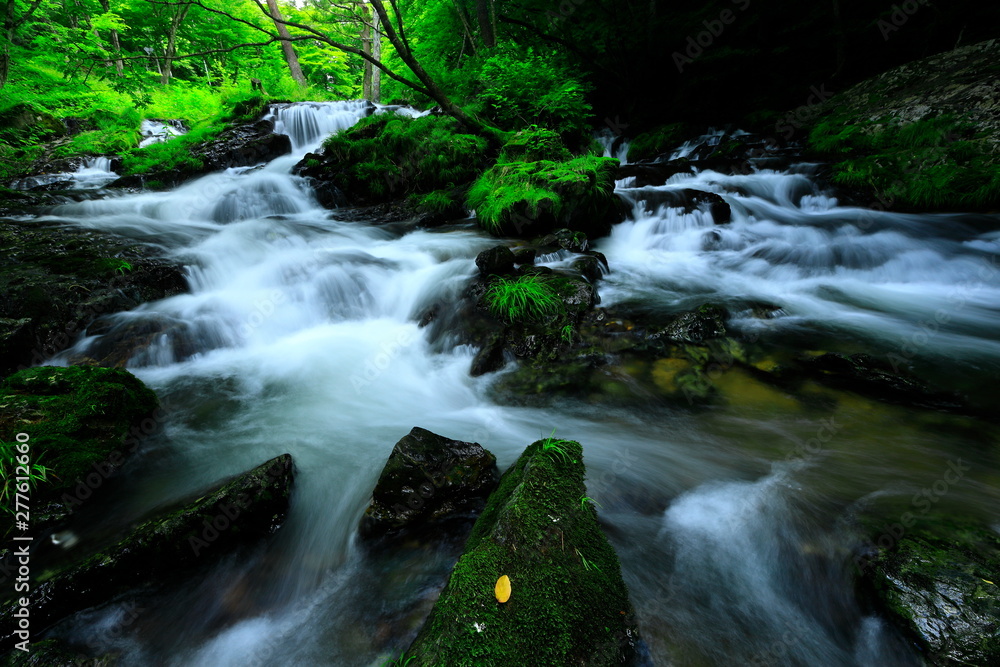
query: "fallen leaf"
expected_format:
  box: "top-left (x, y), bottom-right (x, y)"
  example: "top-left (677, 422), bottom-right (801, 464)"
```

top-left (495, 575), bottom-right (511, 603)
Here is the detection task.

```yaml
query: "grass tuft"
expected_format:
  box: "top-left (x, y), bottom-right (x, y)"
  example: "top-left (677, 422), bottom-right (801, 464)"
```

top-left (485, 275), bottom-right (565, 323)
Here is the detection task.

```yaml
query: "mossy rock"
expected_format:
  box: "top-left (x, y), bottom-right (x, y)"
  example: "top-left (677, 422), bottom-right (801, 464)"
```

top-left (468, 131), bottom-right (621, 239)
top-left (4, 638), bottom-right (116, 666)
top-left (859, 513), bottom-right (1000, 665)
top-left (405, 439), bottom-right (641, 666)
top-left (0, 365), bottom-right (159, 510)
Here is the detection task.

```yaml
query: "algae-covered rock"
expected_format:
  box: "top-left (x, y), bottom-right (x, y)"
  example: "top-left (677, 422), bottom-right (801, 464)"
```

top-left (0, 365), bottom-right (159, 518)
top-left (405, 439), bottom-right (640, 666)
top-left (360, 427), bottom-right (499, 544)
top-left (860, 515), bottom-right (1000, 665)
top-left (0, 454), bottom-right (294, 646)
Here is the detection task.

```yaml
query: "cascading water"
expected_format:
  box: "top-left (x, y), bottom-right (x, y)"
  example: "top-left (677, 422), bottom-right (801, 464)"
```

top-left (25, 109), bottom-right (1000, 666)
top-left (139, 119), bottom-right (188, 148)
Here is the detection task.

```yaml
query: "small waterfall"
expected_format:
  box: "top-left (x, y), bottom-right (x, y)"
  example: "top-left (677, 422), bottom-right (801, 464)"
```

top-left (268, 100), bottom-right (375, 151)
top-left (596, 127), bottom-right (630, 163)
top-left (139, 119), bottom-right (187, 148)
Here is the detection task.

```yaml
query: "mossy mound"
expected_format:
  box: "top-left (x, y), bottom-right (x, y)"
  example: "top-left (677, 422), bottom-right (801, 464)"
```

top-left (0, 365), bottom-right (159, 510)
top-left (467, 135), bottom-right (620, 238)
top-left (405, 439), bottom-right (640, 666)
top-left (805, 39), bottom-right (1000, 211)
top-left (858, 513), bottom-right (1000, 665)
top-left (301, 114), bottom-right (489, 206)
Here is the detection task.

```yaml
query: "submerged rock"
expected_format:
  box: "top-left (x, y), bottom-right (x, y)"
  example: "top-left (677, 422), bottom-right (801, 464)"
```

top-left (0, 365), bottom-right (160, 527)
top-left (404, 439), bottom-right (641, 666)
top-left (359, 427), bottom-right (499, 544)
top-left (0, 454), bottom-right (294, 647)
top-left (859, 515), bottom-right (1000, 665)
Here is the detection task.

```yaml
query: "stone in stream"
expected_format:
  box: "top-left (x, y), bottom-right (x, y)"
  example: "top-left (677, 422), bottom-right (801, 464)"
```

top-left (0, 454), bottom-right (295, 650)
top-left (360, 427), bottom-right (499, 544)
top-left (475, 245), bottom-right (516, 277)
top-left (403, 439), bottom-right (642, 666)
top-left (858, 514), bottom-right (1000, 665)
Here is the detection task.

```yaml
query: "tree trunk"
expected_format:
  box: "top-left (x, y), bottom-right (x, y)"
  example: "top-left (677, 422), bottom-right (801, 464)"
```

top-left (265, 0), bottom-right (307, 87)
top-left (98, 0), bottom-right (124, 75)
top-left (361, 1), bottom-right (372, 100)
top-left (450, 0), bottom-right (477, 56)
top-left (371, 8), bottom-right (381, 102)
top-left (368, 0), bottom-right (502, 142)
top-left (476, 0), bottom-right (495, 48)
top-left (161, 3), bottom-right (191, 85)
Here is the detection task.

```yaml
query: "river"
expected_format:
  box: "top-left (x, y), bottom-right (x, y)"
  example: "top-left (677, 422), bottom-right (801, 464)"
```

top-left (32, 102), bottom-right (1000, 666)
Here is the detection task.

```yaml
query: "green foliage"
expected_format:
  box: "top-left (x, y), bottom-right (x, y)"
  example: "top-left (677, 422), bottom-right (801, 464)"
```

top-left (119, 125), bottom-right (217, 176)
top-left (499, 127), bottom-right (572, 162)
top-left (540, 436), bottom-right (577, 464)
top-left (810, 115), bottom-right (1000, 210)
top-left (467, 150), bottom-right (618, 236)
top-left (411, 188), bottom-right (458, 214)
top-left (471, 46), bottom-right (593, 137)
top-left (320, 114), bottom-right (488, 201)
top-left (100, 258), bottom-right (134, 276)
top-left (485, 275), bottom-right (565, 323)
top-left (0, 440), bottom-right (51, 515)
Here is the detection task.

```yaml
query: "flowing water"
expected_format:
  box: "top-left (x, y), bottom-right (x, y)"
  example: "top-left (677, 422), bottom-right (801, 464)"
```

top-left (25, 104), bottom-right (1000, 666)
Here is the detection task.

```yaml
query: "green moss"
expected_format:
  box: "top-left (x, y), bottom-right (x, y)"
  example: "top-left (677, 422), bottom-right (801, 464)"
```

top-left (405, 440), bottom-right (637, 666)
top-left (808, 114), bottom-right (1000, 210)
top-left (499, 127), bottom-right (572, 163)
top-left (467, 148), bottom-right (618, 236)
top-left (411, 188), bottom-right (459, 215)
top-left (320, 114), bottom-right (489, 202)
top-left (0, 366), bottom-right (159, 504)
top-left (120, 124), bottom-right (219, 176)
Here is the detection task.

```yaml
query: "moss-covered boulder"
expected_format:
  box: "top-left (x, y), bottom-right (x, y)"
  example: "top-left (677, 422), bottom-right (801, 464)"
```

top-left (806, 39), bottom-right (1000, 211)
top-left (468, 130), bottom-right (622, 239)
top-left (359, 427), bottom-right (499, 545)
top-left (0, 454), bottom-right (294, 648)
top-left (859, 514), bottom-right (1000, 665)
top-left (295, 114), bottom-right (489, 208)
top-left (0, 365), bottom-right (159, 523)
top-left (0, 219), bottom-right (187, 374)
top-left (404, 439), bottom-right (640, 666)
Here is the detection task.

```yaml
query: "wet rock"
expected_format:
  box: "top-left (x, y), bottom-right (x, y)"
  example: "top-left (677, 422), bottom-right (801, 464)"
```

top-left (0, 454), bottom-right (294, 647)
top-left (475, 245), bottom-right (516, 278)
top-left (0, 219), bottom-right (187, 374)
top-left (794, 353), bottom-right (970, 414)
top-left (404, 439), bottom-right (642, 666)
top-left (4, 638), bottom-right (115, 666)
top-left (511, 247), bottom-right (536, 265)
top-left (470, 332), bottom-right (507, 377)
top-left (359, 428), bottom-right (499, 544)
top-left (648, 304), bottom-right (728, 344)
top-left (572, 253), bottom-right (608, 283)
top-left (859, 515), bottom-right (1000, 666)
top-left (0, 366), bottom-right (160, 527)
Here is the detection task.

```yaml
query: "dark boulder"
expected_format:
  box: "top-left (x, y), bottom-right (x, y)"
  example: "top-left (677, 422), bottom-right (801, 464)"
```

top-left (858, 515), bottom-right (1000, 666)
top-left (404, 439), bottom-right (642, 666)
top-left (649, 304), bottom-right (728, 345)
top-left (475, 245), bottom-right (516, 278)
top-left (0, 454), bottom-right (294, 647)
top-left (0, 219), bottom-right (187, 375)
top-left (359, 427), bottom-right (499, 544)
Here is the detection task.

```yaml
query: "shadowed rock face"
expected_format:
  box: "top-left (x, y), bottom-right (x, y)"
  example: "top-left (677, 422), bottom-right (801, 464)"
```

top-left (861, 515), bottom-right (1000, 666)
top-left (0, 454), bottom-right (294, 649)
top-left (359, 427), bottom-right (499, 545)
top-left (0, 220), bottom-right (187, 375)
top-left (404, 439), bottom-right (642, 666)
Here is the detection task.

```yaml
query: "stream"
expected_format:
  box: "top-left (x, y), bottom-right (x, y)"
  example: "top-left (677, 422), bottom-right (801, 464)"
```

top-left (29, 102), bottom-right (1000, 666)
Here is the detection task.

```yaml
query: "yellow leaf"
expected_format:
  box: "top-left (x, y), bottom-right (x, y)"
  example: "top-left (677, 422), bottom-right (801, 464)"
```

top-left (495, 575), bottom-right (511, 603)
top-left (983, 579), bottom-right (994, 585)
